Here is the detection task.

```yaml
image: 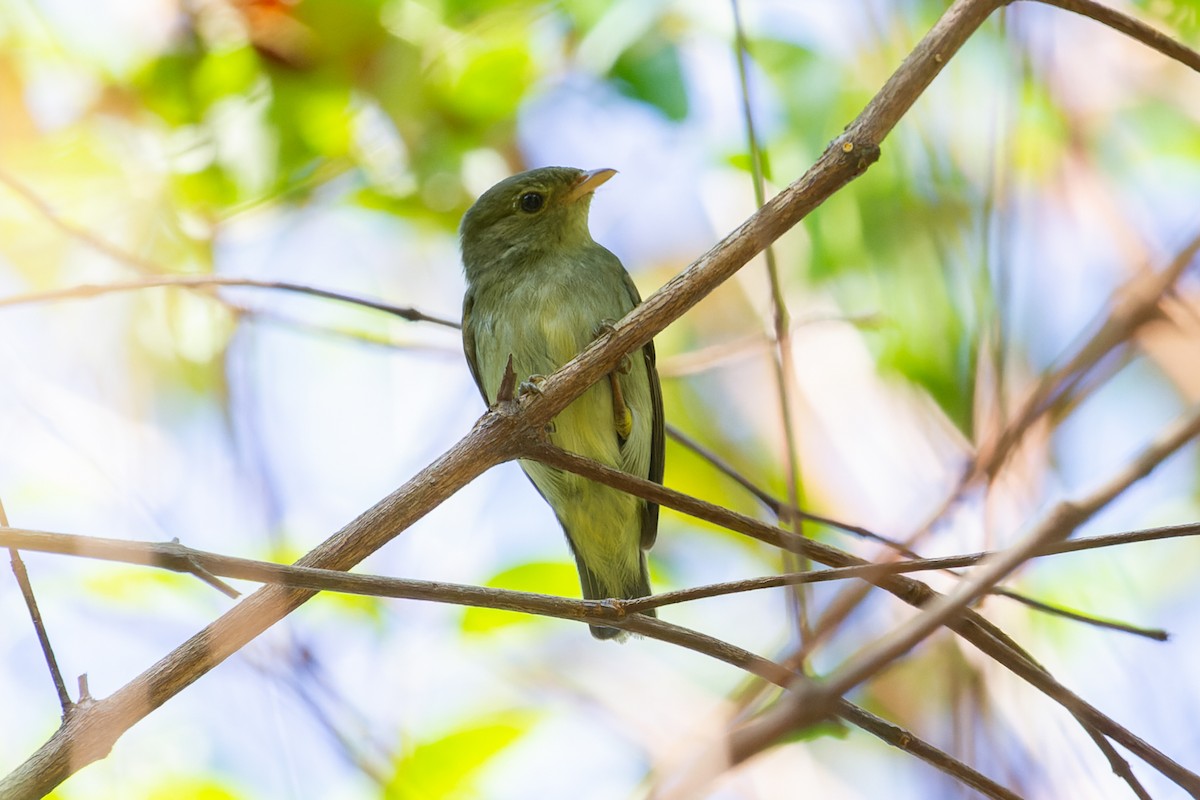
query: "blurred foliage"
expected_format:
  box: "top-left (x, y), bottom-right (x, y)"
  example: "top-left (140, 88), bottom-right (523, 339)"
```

top-left (1137, 0), bottom-right (1200, 38)
top-left (461, 560), bottom-right (579, 633)
top-left (4, 0), bottom-right (1200, 798)
top-left (385, 713), bottom-right (535, 799)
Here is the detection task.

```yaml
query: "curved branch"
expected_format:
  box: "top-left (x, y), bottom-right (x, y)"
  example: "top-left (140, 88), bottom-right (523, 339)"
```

top-left (1028, 0), bottom-right (1200, 73)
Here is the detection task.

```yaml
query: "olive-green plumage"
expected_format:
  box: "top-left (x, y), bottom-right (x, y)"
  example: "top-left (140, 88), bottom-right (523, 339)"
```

top-left (460, 166), bottom-right (664, 640)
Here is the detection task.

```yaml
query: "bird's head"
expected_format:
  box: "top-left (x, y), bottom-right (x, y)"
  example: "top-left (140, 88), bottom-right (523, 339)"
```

top-left (460, 166), bottom-right (615, 283)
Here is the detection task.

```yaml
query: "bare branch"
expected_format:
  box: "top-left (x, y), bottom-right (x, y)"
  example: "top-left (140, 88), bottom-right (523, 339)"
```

top-left (0, 530), bottom-right (1017, 799)
top-left (730, 0), bottom-right (812, 642)
top-left (4, 520), bottom-right (1195, 622)
top-left (1, 501), bottom-right (73, 717)
top-left (0, 168), bottom-right (158, 276)
top-left (988, 588), bottom-right (1167, 641)
top-left (522, 436), bottom-right (1198, 790)
top-left (1027, 0), bottom-right (1200, 73)
top-left (728, 404), bottom-right (1200, 792)
top-left (0, 275), bottom-right (459, 328)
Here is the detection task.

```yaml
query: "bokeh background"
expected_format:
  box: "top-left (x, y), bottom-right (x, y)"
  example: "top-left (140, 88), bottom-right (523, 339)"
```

top-left (2, 0), bottom-right (1200, 797)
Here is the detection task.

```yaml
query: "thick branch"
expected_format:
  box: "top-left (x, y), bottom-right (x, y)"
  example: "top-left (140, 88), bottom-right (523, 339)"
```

top-left (0, 412), bottom-right (522, 798)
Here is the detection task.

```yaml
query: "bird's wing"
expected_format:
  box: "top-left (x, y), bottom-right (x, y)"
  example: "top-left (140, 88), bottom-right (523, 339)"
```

top-left (461, 287), bottom-right (488, 403)
top-left (621, 270), bottom-right (665, 551)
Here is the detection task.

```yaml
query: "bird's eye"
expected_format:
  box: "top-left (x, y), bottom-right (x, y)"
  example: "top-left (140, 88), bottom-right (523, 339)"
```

top-left (518, 192), bottom-right (545, 213)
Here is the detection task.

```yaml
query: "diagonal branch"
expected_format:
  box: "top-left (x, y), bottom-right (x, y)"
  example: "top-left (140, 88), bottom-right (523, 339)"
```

top-left (1, 501), bottom-right (73, 717)
top-left (717, 403), bottom-right (1200, 793)
top-left (522, 432), bottom-right (1199, 792)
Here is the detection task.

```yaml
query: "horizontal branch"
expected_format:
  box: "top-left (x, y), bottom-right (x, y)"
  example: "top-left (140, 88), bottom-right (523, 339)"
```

top-left (0, 525), bottom-right (1019, 799)
top-left (0, 275), bottom-right (459, 328)
top-left (5, 520), bottom-right (1194, 620)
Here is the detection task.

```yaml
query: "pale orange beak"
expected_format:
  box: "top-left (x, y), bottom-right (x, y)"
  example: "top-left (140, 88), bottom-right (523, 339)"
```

top-left (562, 167), bottom-right (617, 204)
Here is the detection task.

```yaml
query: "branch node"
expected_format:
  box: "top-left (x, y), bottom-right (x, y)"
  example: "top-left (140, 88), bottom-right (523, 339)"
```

top-left (495, 354), bottom-right (517, 404)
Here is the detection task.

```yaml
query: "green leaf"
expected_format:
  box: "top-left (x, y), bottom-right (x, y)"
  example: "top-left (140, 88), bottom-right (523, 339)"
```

top-left (461, 561), bottom-right (579, 634)
top-left (144, 778), bottom-right (243, 800)
top-left (778, 717), bottom-right (850, 744)
top-left (172, 164), bottom-right (240, 213)
top-left (135, 52), bottom-right (203, 126)
top-left (439, 43), bottom-right (533, 125)
top-left (386, 713), bottom-right (535, 799)
top-left (443, 0), bottom-right (540, 25)
top-left (193, 46), bottom-right (260, 110)
top-left (51, 776), bottom-right (245, 800)
top-left (611, 36), bottom-right (689, 121)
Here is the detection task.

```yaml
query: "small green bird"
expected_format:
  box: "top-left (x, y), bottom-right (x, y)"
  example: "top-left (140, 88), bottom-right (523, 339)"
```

top-left (460, 166), bottom-right (664, 640)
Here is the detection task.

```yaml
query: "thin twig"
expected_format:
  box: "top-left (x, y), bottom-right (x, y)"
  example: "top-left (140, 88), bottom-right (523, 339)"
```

top-left (0, 500), bottom-right (73, 715)
top-left (0, 168), bottom-right (157, 275)
top-left (666, 423), bottom-right (920, 553)
top-left (669, 422), bottom-right (1158, 638)
top-left (722, 403), bottom-right (1200, 793)
top-left (0, 275), bottom-right (460, 328)
top-left (988, 588), bottom-right (1168, 640)
top-left (0, 521), bottom-right (1162, 799)
top-left (2, 521), bottom-right (1194, 621)
top-left (730, 0), bottom-right (811, 643)
top-left (0, 166), bottom-right (458, 328)
top-left (0, 515), bottom-right (1180, 794)
top-left (521, 437), bottom-right (1198, 793)
top-left (0, 532), bottom-right (1021, 799)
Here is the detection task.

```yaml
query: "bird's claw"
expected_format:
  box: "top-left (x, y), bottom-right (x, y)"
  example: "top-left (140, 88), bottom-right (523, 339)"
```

top-left (518, 374), bottom-right (548, 398)
top-left (593, 319), bottom-right (618, 339)
top-left (593, 320), bottom-right (632, 374)
top-left (515, 375), bottom-right (555, 434)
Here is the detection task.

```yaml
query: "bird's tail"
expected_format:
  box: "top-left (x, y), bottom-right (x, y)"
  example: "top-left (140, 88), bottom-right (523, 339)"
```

top-left (574, 551), bottom-right (655, 641)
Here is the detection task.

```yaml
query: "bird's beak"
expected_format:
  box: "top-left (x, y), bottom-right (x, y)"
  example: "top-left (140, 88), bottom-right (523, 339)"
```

top-left (563, 167), bottom-right (617, 204)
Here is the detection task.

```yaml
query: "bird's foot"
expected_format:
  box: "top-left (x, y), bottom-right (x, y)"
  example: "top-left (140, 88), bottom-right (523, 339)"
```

top-left (610, 372), bottom-right (633, 442)
top-left (593, 319), bottom-right (618, 338)
top-left (518, 374), bottom-right (547, 398)
top-left (593, 320), bottom-right (632, 374)
top-left (517, 374), bottom-right (555, 434)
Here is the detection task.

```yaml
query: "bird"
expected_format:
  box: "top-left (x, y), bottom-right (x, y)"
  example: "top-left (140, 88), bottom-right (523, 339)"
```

top-left (460, 166), bottom-right (664, 640)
